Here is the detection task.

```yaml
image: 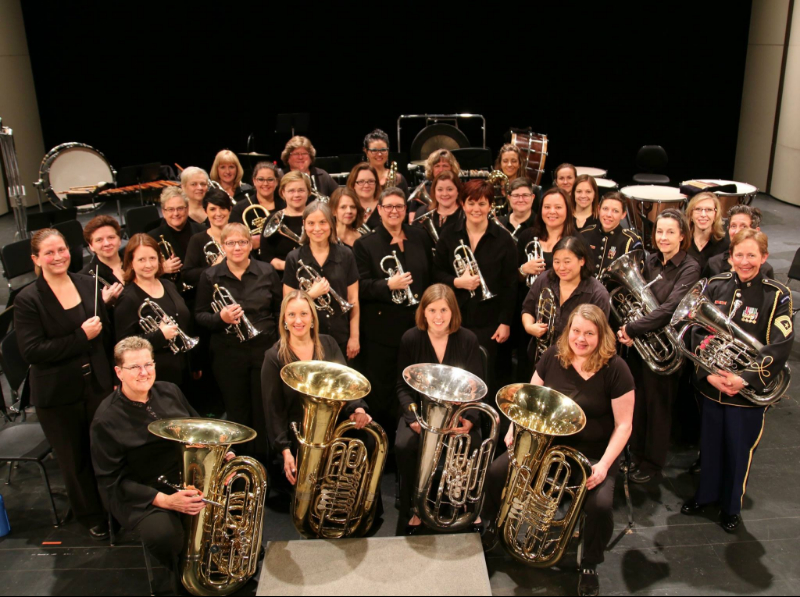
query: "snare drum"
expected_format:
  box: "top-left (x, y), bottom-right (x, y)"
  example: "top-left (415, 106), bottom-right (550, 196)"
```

top-left (621, 185), bottom-right (686, 246)
top-left (681, 179), bottom-right (758, 215)
top-left (576, 167), bottom-right (607, 178)
top-left (509, 129), bottom-right (548, 186)
top-left (35, 143), bottom-right (116, 208)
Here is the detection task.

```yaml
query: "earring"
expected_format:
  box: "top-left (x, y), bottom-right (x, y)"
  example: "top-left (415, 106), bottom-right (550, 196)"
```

top-left (310, 323), bottom-right (314, 329)
top-left (284, 323), bottom-right (289, 330)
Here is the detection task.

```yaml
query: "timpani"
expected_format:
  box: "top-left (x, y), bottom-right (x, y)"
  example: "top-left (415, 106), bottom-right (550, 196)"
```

top-left (576, 167), bottom-right (608, 178)
top-left (596, 178), bottom-right (619, 195)
top-left (621, 185), bottom-right (687, 248)
top-left (681, 179), bottom-right (758, 216)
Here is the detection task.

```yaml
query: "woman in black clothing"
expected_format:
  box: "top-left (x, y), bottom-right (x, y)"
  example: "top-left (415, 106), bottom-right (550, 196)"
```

top-left (347, 163), bottom-right (382, 232)
top-left (283, 201), bottom-right (360, 359)
top-left (210, 149), bottom-right (254, 204)
top-left (517, 187), bottom-right (578, 280)
top-left (196, 223), bottom-right (282, 457)
top-left (262, 290), bottom-right (372, 485)
top-left (181, 166), bottom-right (211, 226)
top-left (14, 229), bottom-right (113, 539)
top-left (183, 189), bottom-right (232, 288)
top-left (114, 234), bottom-right (194, 387)
top-left (363, 128), bottom-right (409, 194)
top-left (554, 163), bottom-right (578, 196)
top-left (395, 284), bottom-right (484, 532)
top-left (229, 162), bottom-right (285, 251)
top-left (482, 305), bottom-right (635, 597)
top-left (412, 171), bottom-right (465, 245)
top-left (330, 187), bottom-right (365, 248)
top-left (572, 174), bottom-right (600, 232)
top-left (259, 171), bottom-right (308, 271)
top-left (686, 192), bottom-right (729, 271)
top-left (281, 135), bottom-right (339, 199)
top-left (617, 209), bottom-right (701, 483)
top-left (80, 215), bottom-right (124, 306)
top-left (498, 178), bottom-right (537, 238)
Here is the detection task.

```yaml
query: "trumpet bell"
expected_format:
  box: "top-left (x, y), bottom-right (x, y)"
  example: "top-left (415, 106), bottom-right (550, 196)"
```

top-left (496, 384), bottom-right (586, 437)
top-left (403, 363), bottom-right (487, 404)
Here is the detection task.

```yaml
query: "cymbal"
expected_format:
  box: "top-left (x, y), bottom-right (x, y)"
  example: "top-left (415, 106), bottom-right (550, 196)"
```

top-left (238, 152), bottom-right (270, 158)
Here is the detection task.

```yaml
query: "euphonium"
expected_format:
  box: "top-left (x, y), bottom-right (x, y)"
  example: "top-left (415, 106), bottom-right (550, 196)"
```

top-left (487, 169), bottom-right (510, 209)
top-left (296, 259), bottom-right (354, 317)
top-left (386, 161), bottom-right (397, 188)
top-left (380, 250), bottom-right (419, 306)
top-left (203, 238), bottom-right (224, 266)
top-left (413, 208), bottom-right (439, 244)
top-left (670, 280), bottom-right (791, 406)
top-left (148, 418), bottom-right (267, 596)
top-left (138, 298), bottom-right (199, 354)
top-left (263, 210), bottom-right (303, 245)
top-left (158, 235), bottom-right (193, 292)
top-left (604, 251), bottom-right (684, 375)
top-left (403, 363), bottom-right (499, 531)
top-left (495, 383), bottom-right (592, 567)
top-left (241, 203), bottom-right (270, 235)
top-left (281, 361), bottom-right (388, 539)
top-left (210, 284), bottom-right (261, 342)
top-left (522, 238), bottom-right (543, 287)
top-left (408, 181), bottom-right (433, 207)
top-left (453, 240), bottom-right (496, 301)
top-left (534, 287), bottom-right (556, 361)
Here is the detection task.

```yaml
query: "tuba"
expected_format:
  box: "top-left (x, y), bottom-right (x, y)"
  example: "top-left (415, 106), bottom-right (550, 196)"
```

top-left (203, 238), bottom-right (224, 266)
top-left (148, 418), bottom-right (267, 596)
top-left (408, 181), bottom-right (433, 207)
top-left (281, 361), bottom-right (388, 539)
top-left (670, 280), bottom-right (791, 406)
top-left (138, 298), bottom-right (199, 354)
top-left (604, 251), bottom-right (684, 375)
top-left (210, 284), bottom-right (261, 342)
top-left (533, 287), bottom-right (556, 362)
top-left (262, 210), bottom-right (303, 245)
top-left (241, 203), bottom-right (270, 236)
top-left (380, 250), bottom-right (419, 306)
top-left (522, 238), bottom-right (543, 287)
top-left (454, 240), bottom-right (496, 301)
top-left (495, 383), bottom-right (592, 567)
top-left (296, 259), bottom-right (354, 317)
top-left (403, 364), bottom-right (499, 531)
top-left (412, 209), bottom-right (439, 244)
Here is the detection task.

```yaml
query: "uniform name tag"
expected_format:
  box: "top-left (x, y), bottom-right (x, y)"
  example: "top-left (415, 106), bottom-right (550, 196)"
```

top-left (714, 300), bottom-right (727, 306)
top-left (741, 306), bottom-right (758, 324)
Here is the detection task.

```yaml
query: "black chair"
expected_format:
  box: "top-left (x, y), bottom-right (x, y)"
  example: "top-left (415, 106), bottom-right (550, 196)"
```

top-left (53, 219), bottom-right (86, 273)
top-left (51, 207), bottom-right (78, 225)
top-left (0, 329), bottom-right (30, 422)
top-left (632, 145), bottom-right (670, 185)
top-left (0, 238), bottom-right (35, 306)
top-left (125, 205), bottom-right (161, 236)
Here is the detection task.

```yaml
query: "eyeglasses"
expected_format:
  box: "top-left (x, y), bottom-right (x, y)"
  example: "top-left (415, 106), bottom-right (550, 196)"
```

top-left (381, 204), bottom-right (406, 212)
top-left (367, 148), bottom-right (388, 154)
top-left (509, 193), bottom-right (533, 200)
top-left (163, 206), bottom-right (187, 214)
top-left (355, 180), bottom-right (376, 187)
top-left (224, 240), bottom-right (251, 248)
top-left (121, 362), bottom-right (156, 373)
top-left (290, 152), bottom-right (310, 158)
top-left (255, 177), bottom-right (277, 184)
top-left (694, 207), bottom-right (717, 214)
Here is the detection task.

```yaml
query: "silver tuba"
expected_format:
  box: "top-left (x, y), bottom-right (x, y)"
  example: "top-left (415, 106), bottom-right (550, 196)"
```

top-left (413, 208), bottom-right (439, 244)
top-left (522, 237), bottom-right (543, 287)
top-left (296, 259), bottom-right (354, 317)
top-left (138, 298), bottom-right (199, 354)
top-left (454, 240), bottom-right (496, 301)
top-left (604, 251), bottom-right (684, 375)
top-left (380, 250), bottom-right (419, 306)
top-left (403, 363), bottom-right (499, 531)
top-left (670, 280), bottom-right (791, 406)
top-left (262, 210), bottom-right (303, 245)
top-left (210, 284), bottom-right (261, 342)
top-left (533, 287), bottom-right (557, 362)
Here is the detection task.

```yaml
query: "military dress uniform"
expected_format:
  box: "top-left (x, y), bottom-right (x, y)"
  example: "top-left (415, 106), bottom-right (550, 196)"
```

top-left (581, 224), bottom-right (642, 278)
top-left (691, 271), bottom-right (793, 516)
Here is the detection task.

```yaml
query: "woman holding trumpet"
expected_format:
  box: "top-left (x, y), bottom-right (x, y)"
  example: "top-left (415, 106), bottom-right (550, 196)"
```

top-left (330, 187), bottom-right (365, 248)
top-left (229, 162), bottom-right (284, 250)
top-left (283, 201), bottom-right (360, 359)
top-left (196, 223), bottom-right (282, 456)
top-left (259, 171), bottom-right (308, 271)
top-left (183, 189), bottom-right (232, 288)
top-left (113, 234), bottom-right (196, 388)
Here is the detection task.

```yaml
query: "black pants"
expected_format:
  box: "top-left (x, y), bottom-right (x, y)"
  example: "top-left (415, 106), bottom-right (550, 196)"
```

top-left (137, 510), bottom-right (184, 580)
top-left (695, 398), bottom-right (768, 515)
top-left (482, 452), bottom-right (617, 566)
top-left (629, 351), bottom-right (681, 474)
top-left (360, 339), bottom-right (401, 443)
top-left (36, 390), bottom-right (106, 528)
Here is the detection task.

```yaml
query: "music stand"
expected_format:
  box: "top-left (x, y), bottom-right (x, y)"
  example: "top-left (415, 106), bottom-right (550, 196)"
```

top-left (276, 113), bottom-right (310, 138)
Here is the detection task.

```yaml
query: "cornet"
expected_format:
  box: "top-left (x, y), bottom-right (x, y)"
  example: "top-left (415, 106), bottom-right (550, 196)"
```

top-left (158, 235), bottom-right (193, 292)
top-left (241, 203), bottom-right (270, 235)
top-left (522, 237), bottom-right (543, 287)
top-left (454, 240), bottom-right (496, 301)
top-left (138, 298), bottom-right (199, 354)
top-left (413, 209), bottom-right (439, 244)
top-left (380, 251), bottom-right (419, 306)
top-left (296, 259), bottom-right (354, 317)
top-left (210, 284), bottom-right (261, 342)
top-left (263, 210), bottom-right (303, 245)
top-left (203, 238), bottom-right (225, 266)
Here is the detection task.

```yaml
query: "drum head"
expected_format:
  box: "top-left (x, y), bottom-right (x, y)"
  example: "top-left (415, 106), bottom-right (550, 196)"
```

top-left (596, 178), bottom-right (618, 190)
top-left (576, 167), bottom-right (607, 178)
top-left (621, 185), bottom-right (685, 202)
top-left (39, 143), bottom-right (114, 204)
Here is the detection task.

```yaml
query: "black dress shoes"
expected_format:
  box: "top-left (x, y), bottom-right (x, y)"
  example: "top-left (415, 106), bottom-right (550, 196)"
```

top-left (720, 512), bottom-right (741, 532)
top-left (577, 568), bottom-right (600, 596)
top-left (629, 469), bottom-right (659, 484)
top-left (680, 500), bottom-right (705, 515)
top-left (405, 522), bottom-right (422, 536)
top-left (89, 521), bottom-right (110, 541)
top-left (480, 522), bottom-right (498, 552)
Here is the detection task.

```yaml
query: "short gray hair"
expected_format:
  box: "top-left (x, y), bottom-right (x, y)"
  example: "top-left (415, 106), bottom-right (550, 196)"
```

top-left (159, 186), bottom-right (188, 207)
top-left (113, 337), bottom-right (154, 367)
top-left (380, 186), bottom-right (406, 203)
top-left (180, 166), bottom-right (209, 186)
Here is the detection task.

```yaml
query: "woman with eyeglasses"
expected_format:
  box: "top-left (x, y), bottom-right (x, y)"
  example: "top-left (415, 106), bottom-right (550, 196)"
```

top-left (330, 187), bottom-right (365, 248)
top-left (686, 192), bottom-right (729, 271)
top-left (617, 209), bottom-right (701, 484)
top-left (182, 189), bottom-right (232, 288)
top-left (347, 163), bottom-right (382, 232)
top-left (259, 171), bottom-right (309, 271)
top-left (229, 162), bottom-right (285, 251)
top-left (210, 149), bottom-right (254, 204)
top-left (180, 166), bottom-right (212, 226)
top-left (280, 136), bottom-right (339, 198)
top-left (363, 129), bottom-right (409, 195)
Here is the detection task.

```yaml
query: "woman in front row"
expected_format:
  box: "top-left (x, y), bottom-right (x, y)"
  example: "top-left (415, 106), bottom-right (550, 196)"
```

top-left (395, 284), bottom-right (484, 534)
top-left (681, 229), bottom-right (793, 532)
top-left (482, 305), bottom-right (635, 597)
top-left (262, 290), bottom-right (372, 487)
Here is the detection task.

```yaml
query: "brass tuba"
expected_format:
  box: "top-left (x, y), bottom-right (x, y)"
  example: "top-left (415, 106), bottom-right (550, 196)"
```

top-left (670, 279), bottom-right (791, 406)
top-left (148, 418), bottom-right (268, 596)
top-left (281, 361), bottom-right (388, 539)
top-left (533, 287), bottom-right (556, 362)
top-left (604, 251), bottom-right (684, 375)
top-left (262, 210), bottom-right (303, 245)
top-left (241, 203), bottom-right (270, 236)
top-left (403, 363), bottom-right (499, 531)
top-left (138, 298), bottom-right (199, 354)
top-left (454, 240), bottom-right (496, 301)
top-left (380, 250), bottom-right (419, 306)
top-left (495, 383), bottom-right (591, 567)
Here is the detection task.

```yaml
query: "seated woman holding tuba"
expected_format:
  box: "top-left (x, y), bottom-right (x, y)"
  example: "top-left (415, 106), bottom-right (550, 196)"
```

top-left (482, 305), bottom-right (635, 597)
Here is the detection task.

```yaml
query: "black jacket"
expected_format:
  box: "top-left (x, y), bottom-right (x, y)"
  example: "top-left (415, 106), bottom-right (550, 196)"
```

top-left (581, 224), bottom-right (642, 278)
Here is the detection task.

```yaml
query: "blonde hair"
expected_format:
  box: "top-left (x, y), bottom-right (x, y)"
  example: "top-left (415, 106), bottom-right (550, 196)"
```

top-left (686, 192), bottom-right (725, 241)
top-left (220, 223), bottom-right (251, 243)
top-left (180, 166), bottom-right (208, 186)
top-left (730, 228), bottom-right (768, 255)
top-left (113, 337), bottom-right (154, 367)
top-left (209, 150), bottom-right (244, 189)
top-left (280, 136), bottom-right (316, 167)
top-left (277, 290), bottom-right (325, 365)
top-left (424, 149), bottom-right (461, 180)
top-left (556, 304), bottom-right (617, 373)
top-left (279, 170), bottom-right (312, 198)
top-left (159, 186), bottom-right (187, 207)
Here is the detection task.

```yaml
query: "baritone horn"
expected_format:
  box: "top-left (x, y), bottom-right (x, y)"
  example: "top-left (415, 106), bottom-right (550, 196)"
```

top-left (281, 361), bottom-right (388, 539)
top-left (670, 279), bottom-right (791, 406)
top-left (454, 240), bottom-right (496, 301)
top-left (403, 363), bottom-right (499, 531)
top-left (138, 298), bottom-right (199, 354)
top-left (533, 287), bottom-right (556, 361)
top-left (380, 250), bottom-right (419, 306)
top-left (148, 419), bottom-right (267, 596)
top-left (241, 203), bottom-right (270, 235)
top-left (495, 383), bottom-right (591, 567)
top-left (296, 259), bottom-right (354, 317)
top-left (262, 210), bottom-right (302, 245)
top-left (210, 284), bottom-right (261, 342)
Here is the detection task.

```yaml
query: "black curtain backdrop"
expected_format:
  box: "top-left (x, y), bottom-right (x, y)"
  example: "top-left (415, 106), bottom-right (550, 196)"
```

top-left (21, 2), bottom-right (753, 187)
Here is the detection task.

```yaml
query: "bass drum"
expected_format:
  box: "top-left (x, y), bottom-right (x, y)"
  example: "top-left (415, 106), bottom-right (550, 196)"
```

top-left (509, 129), bottom-right (548, 186)
top-left (36, 143), bottom-right (115, 208)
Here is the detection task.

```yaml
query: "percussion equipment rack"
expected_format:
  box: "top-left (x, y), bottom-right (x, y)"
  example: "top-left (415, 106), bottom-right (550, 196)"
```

top-left (397, 113), bottom-right (486, 152)
top-left (0, 119), bottom-right (29, 239)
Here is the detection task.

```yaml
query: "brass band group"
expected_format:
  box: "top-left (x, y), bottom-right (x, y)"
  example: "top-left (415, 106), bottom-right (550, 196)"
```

top-left (13, 128), bottom-right (793, 596)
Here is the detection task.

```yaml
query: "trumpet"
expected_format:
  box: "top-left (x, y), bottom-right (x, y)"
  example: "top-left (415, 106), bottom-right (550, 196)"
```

top-left (408, 181), bottom-right (432, 206)
top-left (241, 203), bottom-right (270, 235)
top-left (454, 240), bottom-right (496, 301)
top-left (302, 172), bottom-right (329, 203)
top-left (210, 284), bottom-right (261, 342)
top-left (413, 208), bottom-right (439, 244)
top-left (522, 238), bottom-right (543, 287)
top-left (203, 238), bottom-right (225, 266)
top-left (534, 287), bottom-right (556, 361)
top-left (386, 161), bottom-right (397, 188)
top-left (380, 250), bottom-right (419, 306)
top-left (138, 298), bottom-right (199, 354)
top-left (158, 235), bottom-right (193, 292)
top-left (296, 259), bottom-right (354, 317)
top-left (263, 210), bottom-right (303, 245)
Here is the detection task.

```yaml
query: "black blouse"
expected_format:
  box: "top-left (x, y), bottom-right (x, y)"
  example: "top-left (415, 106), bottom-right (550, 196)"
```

top-left (413, 205), bottom-right (465, 242)
top-left (575, 215), bottom-right (600, 233)
top-left (79, 254), bottom-right (123, 287)
top-left (283, 243), bottom-right (359, 345)
top-left (183, 230), bottom-right (221, 287)
top-left (90, 382), bottom-right (199, 529)
top-left (259, 213), bottom-right (303, 265)
top-left (499, 211), bottom-right (537, 239)
top-left (229, 195), bottom-right (286, 226)
top-left (148, 220), bottom-right (207, 263)
top-left (395, 327), bottom-right (484, 424)
top-left (261, 335), bottom-right (367, 453)
top-left (535, 348), bottom-right (634, 460)
top-left (688, 234), bottom-right (730, 272)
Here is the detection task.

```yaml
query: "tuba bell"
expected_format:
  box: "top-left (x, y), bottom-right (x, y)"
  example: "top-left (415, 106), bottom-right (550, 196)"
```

top-left (403, 363), bottom-right (499, 531)
top-left (670, 279), bottom-right (791, 406)
top-left (241, 203), bottom-right (270, 236)
top-left (148, 418), bottom-right (268, 596)
top-left (603, 251), bottom-right (684, 375)
top-left (453, 240), bottom-right (496, 301)
top-left (495, 383), bottom-right (592, 567)
top-left (262, 210), bottom-right (303, 245)
top-left (533, 287), bottom-right (556, 362)
top-left (138, 298), bottom-right (199, 354)
top-left (281, 361), bottom-right (388, 539)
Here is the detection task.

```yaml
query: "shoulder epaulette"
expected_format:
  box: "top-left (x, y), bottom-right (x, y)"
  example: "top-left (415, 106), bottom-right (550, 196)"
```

top-left (708, 272), bottom-right (734, 283)
top-left (763, 277), bottom-right (790, 294)
top-left (622, 228), bottom-right (642, 241)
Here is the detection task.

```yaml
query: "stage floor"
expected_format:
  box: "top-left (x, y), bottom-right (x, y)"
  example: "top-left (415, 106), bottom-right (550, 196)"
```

top-left (1, 195), bottom-right (799, 596)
